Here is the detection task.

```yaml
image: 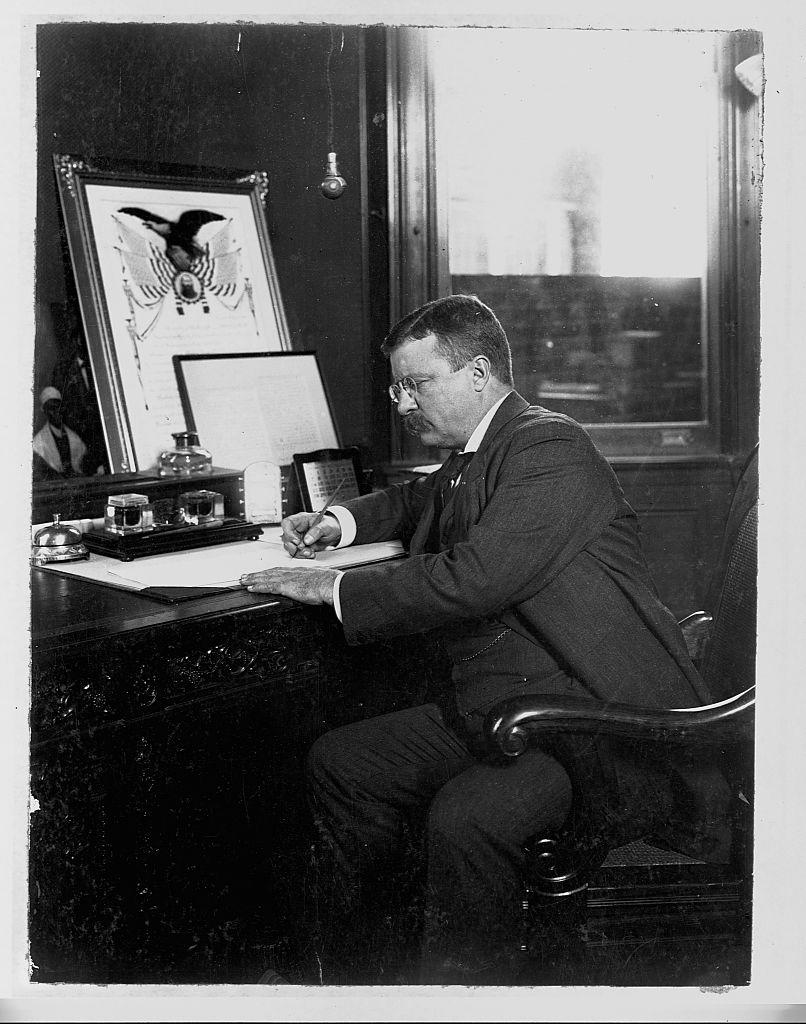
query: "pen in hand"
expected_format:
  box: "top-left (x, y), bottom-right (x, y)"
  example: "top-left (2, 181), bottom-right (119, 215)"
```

top-left (291, 476), bottom-right (347, 558)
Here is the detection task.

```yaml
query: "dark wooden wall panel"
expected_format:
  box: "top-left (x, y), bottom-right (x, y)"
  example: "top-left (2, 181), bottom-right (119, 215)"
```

top-left (35, 22), bottom-right (383, 454)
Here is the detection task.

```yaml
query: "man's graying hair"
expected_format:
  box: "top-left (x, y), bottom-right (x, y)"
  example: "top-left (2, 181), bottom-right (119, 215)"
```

top-left (381, 294), bottom-right (514, 387)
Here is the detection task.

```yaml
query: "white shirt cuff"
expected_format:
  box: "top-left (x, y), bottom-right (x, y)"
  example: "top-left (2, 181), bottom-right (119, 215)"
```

top-left (332, 570), bottom-right (345, 622)
top-left (327, 506), bottom-right (357, 547)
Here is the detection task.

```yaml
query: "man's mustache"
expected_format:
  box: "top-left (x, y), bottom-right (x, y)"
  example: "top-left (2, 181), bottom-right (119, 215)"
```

top-left (403, 414), bottom-right (430, 436)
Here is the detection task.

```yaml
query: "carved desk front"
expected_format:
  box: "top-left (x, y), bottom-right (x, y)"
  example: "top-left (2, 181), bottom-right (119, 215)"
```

top-left (29, 569), bottom-right (441, 984)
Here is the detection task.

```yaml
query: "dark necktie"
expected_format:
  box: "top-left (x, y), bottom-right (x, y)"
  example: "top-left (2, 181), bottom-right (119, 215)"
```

top-left (428, 450), bottom-right (474, 551)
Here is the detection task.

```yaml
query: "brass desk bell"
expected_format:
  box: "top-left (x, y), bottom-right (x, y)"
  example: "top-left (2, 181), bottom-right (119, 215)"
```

top-left (31, 514), bottom-right (89, 566)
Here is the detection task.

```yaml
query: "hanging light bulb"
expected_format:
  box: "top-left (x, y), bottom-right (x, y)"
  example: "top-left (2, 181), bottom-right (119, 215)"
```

top-left (319, 28), bottom-right (347, 200)
top-left (320, 151), bottom-right (347, 199)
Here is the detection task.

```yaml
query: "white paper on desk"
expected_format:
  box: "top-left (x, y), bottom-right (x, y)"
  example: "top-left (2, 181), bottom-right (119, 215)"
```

top-left (36, 551), bottom-right (150, 590)
top-left (106, 535), bottom-right (404, 589)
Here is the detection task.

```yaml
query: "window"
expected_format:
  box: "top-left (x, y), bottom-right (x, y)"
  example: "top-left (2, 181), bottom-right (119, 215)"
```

top-left (387, 27), bottom-right (762, 459)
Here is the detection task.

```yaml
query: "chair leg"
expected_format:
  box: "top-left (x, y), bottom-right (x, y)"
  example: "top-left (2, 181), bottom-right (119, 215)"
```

top-left (518, 887), bottom-right (591, 984)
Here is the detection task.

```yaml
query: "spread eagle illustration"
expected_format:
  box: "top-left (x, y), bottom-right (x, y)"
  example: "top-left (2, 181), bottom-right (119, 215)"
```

top-left (113, 206), bottom-right (257, 338)
top-left (118, 207), bottom-right (225, 270)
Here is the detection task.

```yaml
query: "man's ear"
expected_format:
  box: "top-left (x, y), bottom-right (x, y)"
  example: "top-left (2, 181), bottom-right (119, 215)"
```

top-left (471, 355), bottom-right (492, 391)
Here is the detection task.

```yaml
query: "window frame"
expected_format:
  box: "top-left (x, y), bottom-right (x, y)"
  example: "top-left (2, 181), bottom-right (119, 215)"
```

top-left (386, 26), bottom-right (762, 462)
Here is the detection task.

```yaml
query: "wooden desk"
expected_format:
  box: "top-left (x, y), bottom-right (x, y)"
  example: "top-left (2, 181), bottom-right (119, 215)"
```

top-left (30, 568), bottom-right (444, 984)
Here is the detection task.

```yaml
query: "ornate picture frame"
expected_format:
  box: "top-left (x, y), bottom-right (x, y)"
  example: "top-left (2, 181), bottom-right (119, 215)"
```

top-left (53, 155), bottom-right (291, 473)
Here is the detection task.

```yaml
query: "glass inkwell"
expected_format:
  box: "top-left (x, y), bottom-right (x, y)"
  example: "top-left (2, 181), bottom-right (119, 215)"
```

top-left (157, 431), bottom-right (213, 477)
top-left (104, 493), bottom-right (155, 535)
top-left (178, 489), bottom-right (224, 524)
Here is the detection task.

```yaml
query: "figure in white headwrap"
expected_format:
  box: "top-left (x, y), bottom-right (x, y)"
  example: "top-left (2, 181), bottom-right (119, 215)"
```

top-left (33, 386), bottom-right (88, 480)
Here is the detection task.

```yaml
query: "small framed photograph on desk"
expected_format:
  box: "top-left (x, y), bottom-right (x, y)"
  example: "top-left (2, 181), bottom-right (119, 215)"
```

top-left (292, 447), bottom-right (366, 512)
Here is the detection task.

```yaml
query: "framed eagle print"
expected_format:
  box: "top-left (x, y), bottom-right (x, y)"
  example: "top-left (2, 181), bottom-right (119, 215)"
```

top-left (53, 155), bottom-right (291, 472)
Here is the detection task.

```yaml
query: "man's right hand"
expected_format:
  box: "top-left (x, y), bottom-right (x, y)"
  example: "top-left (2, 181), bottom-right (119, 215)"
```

top-left (280, 511), bottom-right (342, 558)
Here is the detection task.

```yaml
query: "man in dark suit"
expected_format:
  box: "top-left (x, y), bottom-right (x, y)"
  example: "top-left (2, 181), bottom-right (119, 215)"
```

top-left (240, 294), bottom-right (724, 983)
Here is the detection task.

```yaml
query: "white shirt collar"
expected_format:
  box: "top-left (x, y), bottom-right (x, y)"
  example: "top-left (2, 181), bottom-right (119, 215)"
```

top-left (461, 392), bottom-right (512, 454)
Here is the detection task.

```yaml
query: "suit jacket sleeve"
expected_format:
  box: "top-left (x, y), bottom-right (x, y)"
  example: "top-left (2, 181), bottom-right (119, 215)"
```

top-left (339, 428), bottom-right (619, 645)
top-left (339, 471), bottom-right (443, 548)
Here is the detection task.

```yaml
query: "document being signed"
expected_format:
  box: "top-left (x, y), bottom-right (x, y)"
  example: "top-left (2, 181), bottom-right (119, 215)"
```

top-left (38, 528), bottom-right (404, 594)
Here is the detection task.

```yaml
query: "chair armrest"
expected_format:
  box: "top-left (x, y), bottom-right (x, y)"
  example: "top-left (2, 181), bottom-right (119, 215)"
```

top-left (678, 610), bottom-right (714, 662)
top-left (484, 686), bottom-right (755, 758)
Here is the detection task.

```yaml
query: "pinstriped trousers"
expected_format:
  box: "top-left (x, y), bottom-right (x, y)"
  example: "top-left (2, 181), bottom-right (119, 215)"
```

top-left (305, 702), bottom-right (573, 982)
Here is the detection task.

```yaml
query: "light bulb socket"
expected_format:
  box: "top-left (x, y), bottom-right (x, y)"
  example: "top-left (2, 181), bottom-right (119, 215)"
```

top-left (320, 151), bottom-right (347, 200)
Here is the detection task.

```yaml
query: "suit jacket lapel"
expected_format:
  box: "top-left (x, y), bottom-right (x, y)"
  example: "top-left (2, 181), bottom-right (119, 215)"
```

top-left (419, 392), bottom-right (531, 549)
top-left (460, 391), bottom-right (529, 490)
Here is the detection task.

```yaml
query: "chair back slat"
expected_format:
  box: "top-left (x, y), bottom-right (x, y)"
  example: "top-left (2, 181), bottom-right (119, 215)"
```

top-left (701, 449), bottom-right (758, 702)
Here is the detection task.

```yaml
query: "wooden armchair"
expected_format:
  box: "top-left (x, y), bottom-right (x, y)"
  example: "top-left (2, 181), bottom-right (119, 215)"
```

top-left (485, 447), bottom-right (758, 985)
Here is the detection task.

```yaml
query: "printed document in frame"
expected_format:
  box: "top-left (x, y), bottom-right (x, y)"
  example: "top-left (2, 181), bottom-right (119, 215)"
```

top-left (174, 352), bottom-right (340, 470)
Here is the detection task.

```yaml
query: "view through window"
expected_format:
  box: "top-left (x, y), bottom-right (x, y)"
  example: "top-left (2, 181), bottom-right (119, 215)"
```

top-left (432, 29), bottom-right (715, 429)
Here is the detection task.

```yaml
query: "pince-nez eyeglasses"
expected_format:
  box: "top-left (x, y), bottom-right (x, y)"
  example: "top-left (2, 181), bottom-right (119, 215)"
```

top-left (388, 376), bottom-right (419, 404)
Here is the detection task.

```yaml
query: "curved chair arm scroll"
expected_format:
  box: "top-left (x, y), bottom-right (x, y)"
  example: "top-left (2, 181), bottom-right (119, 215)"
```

top-left (678, 610), bottom-right (714, 662)
top-left (484, 686), bottom-right (755, 759)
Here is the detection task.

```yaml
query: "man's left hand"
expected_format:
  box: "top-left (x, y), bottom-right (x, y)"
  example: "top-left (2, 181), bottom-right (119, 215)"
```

top-left (239, 567), bottom-right (338, 606)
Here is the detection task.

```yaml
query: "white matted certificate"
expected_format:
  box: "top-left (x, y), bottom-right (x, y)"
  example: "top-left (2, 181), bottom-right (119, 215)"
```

top-left (174, 352), bottom-right (340, 469)
top-left (54, 157), bottom-right (291, 472)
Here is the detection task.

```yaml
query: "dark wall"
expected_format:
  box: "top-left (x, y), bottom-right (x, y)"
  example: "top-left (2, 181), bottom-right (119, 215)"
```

top-left (36, 22), bottom-right (389, 457)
